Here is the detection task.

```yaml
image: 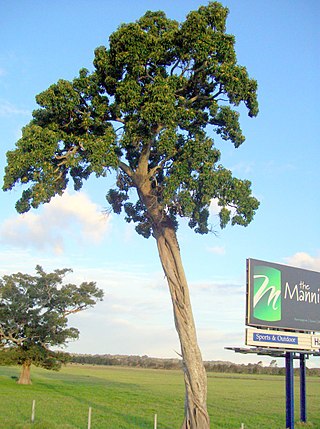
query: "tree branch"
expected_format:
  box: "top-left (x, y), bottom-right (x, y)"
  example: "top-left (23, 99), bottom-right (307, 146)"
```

top-left (54, 146), bottom-right (78, 161)
top-left (170, 58), bottom-right (181, 76)
top-left (62, 306), bottom-right (88, 317)
top-left (0, 326), bottom-right (24, 346)
top-left (136, 141), bottom-right (152, 180)
top-left (119, 161), bottom-right (134, 178)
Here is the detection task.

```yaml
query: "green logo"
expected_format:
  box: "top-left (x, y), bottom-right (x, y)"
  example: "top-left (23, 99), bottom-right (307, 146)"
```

top-left (253, 265), bottom-right (281, 321)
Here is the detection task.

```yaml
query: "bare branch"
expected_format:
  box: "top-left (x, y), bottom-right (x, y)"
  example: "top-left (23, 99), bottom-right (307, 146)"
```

top-left (0, 326), bottom-right (24, 346)
top-left (113, 117), bottom-right (125, 124)
top-left (170, 58), bottom-right (181, 76)
top-left (54, 145), bottom-right (78, 161)
top-left (119, 161), bottom-right (134, 178)
top-left (62, 306), bottom-right (87, 317)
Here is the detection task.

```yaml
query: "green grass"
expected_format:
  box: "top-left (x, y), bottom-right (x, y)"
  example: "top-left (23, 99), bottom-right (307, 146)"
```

top-left (0, 364), bottom-right (320, 428)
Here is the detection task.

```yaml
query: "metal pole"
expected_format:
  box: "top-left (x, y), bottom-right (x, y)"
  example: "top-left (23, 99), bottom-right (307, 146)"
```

top-left (285, 352), bottom-right (294, 429)
top-left (300, 354), bottom-right (307, 423)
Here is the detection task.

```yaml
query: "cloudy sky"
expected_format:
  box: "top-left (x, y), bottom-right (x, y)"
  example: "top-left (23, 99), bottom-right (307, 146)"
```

top-left (0, 0), bottom-right (319, 365)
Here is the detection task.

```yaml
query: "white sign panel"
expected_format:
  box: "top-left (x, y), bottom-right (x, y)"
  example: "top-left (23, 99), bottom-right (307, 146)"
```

top-left (246, 328), bottom-right (320, 351)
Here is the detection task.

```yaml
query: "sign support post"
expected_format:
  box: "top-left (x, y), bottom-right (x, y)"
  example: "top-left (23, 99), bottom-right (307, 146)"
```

top-left (285, 352), bottom-right (294, 429)
top-left (300, 353), bottom-right (307, 423)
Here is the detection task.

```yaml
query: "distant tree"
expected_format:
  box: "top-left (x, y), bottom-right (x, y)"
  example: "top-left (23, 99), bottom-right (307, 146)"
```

top-left (0, 266), bottom-right (103, 384)
top-left (3, 2), bottom-right (258, 427)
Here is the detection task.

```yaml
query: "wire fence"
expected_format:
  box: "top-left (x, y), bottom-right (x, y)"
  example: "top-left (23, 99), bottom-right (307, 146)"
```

top-left (28, 400), bottom-right (247, 429)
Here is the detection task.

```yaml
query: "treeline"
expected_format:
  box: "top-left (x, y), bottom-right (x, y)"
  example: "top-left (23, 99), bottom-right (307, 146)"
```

top-left (69, 354), bottom-right (320, 376)
top-left (70, 354), bottom-right (180, 370)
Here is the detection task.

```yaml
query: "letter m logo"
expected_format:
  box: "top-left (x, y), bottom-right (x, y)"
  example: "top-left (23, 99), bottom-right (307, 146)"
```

top-left (253, 265), bottom-right (282, 322)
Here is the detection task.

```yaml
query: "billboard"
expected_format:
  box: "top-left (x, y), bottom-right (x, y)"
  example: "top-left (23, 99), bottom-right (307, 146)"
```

top-left (246, 259), bottom-right (320, 332)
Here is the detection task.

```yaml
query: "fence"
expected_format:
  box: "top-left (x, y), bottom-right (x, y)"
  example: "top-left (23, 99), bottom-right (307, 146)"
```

top-left (29, 400), bottom-right (246, 428)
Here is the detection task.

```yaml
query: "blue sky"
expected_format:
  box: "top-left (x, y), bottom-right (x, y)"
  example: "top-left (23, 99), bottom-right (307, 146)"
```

top-left (0, 0), bottom-right (319, 365)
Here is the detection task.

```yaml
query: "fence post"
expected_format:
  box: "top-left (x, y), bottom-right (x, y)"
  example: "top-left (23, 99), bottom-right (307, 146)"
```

top-left (154, 413), bottom-right (157, 429)
top-left (241, 424), bottom-right (244, 429)
top-left (88, 407), bottom-right (92, 429)
top-left (31, 400), bottom-right (36, 423)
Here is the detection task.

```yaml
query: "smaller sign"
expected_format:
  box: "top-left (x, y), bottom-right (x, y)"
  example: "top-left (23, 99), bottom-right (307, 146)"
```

top-left (253, 332), bottom-right (298, 345)
top-left (246, 328), bottom-right (320, 351)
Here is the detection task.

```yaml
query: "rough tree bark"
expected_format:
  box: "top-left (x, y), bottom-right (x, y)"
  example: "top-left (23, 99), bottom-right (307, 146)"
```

top-left (135, 170), bottom-right (210, 429)
top-left (155, 225), bottom-right (210, 429)
top-left (17, 361), bottom-right (32, 385)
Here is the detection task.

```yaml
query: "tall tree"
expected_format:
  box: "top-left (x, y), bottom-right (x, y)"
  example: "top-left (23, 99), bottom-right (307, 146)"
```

top-left (3, 2), bottom-right (259, 427)
top-left (0, 266), bottom-right (103, 385)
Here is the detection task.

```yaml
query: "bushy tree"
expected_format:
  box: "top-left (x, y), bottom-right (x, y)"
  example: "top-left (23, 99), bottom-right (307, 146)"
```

top-left (3, 3), bottom-right (259, 426)
top-left (0, 266), bottom-right (103, 384)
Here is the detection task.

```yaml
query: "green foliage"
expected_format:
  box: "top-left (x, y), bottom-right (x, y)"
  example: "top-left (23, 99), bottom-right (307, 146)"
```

top-left (0, 346), bottom-right (70, 372)
top-left (3, 1), bottom-right (259, 236)
top-left (0, 266), bottom-right (103, 370)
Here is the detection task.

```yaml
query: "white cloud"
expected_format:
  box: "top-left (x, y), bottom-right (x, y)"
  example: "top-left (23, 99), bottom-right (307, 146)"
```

top-left (285, 252), bottom-right (320, 272)
top-left (233, 161), bottom-right (254, 175)
top-left (67, 314), bottom-right (179, 358)
top-left (209, 198), bottom-right (220, 215)
top-left (0, 191), bottom-right (111, 254)
top-left (0, 249), bottom-right (259, 363)
top-left (0, 99), bottom-right (30, 117)
top-left (209, 198), bottom-right (236, 217)
top-left (63, 264), bottom-right (178, 357)
top-left (207, 245), bottom-right (226, 255)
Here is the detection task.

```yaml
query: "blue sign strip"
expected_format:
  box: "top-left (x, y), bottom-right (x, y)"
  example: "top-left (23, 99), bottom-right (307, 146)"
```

top-left (253, 332), bottom-right (298, 345)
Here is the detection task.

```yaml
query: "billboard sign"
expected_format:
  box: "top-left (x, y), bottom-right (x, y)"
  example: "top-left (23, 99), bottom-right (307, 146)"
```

top-left (246, 259), bottom-right (320, 332)
top-left (246, 327), bottom-right (320, 351)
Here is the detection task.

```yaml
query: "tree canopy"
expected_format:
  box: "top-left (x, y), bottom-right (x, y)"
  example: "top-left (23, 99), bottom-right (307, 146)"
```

top-left (3, 2), bottom-right (259, 235)
top-left (0, 265), bottom-right (103, 384)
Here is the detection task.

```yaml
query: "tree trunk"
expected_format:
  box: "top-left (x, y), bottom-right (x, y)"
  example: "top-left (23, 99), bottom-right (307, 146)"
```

top-left (134, 161), bottom-right (210, 428)
top-left (154, 224), bottom-right (210, 429)
top-left (17, 361), bottom-right (32, 385)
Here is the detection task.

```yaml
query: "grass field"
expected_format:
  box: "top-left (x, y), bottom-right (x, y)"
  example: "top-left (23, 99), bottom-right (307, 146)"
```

top-left (0, 364), bottom-right (319, 428)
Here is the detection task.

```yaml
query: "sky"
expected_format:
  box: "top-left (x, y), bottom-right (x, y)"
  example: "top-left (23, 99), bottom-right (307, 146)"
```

top-left (0, 0), bottom-right (319, 366)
